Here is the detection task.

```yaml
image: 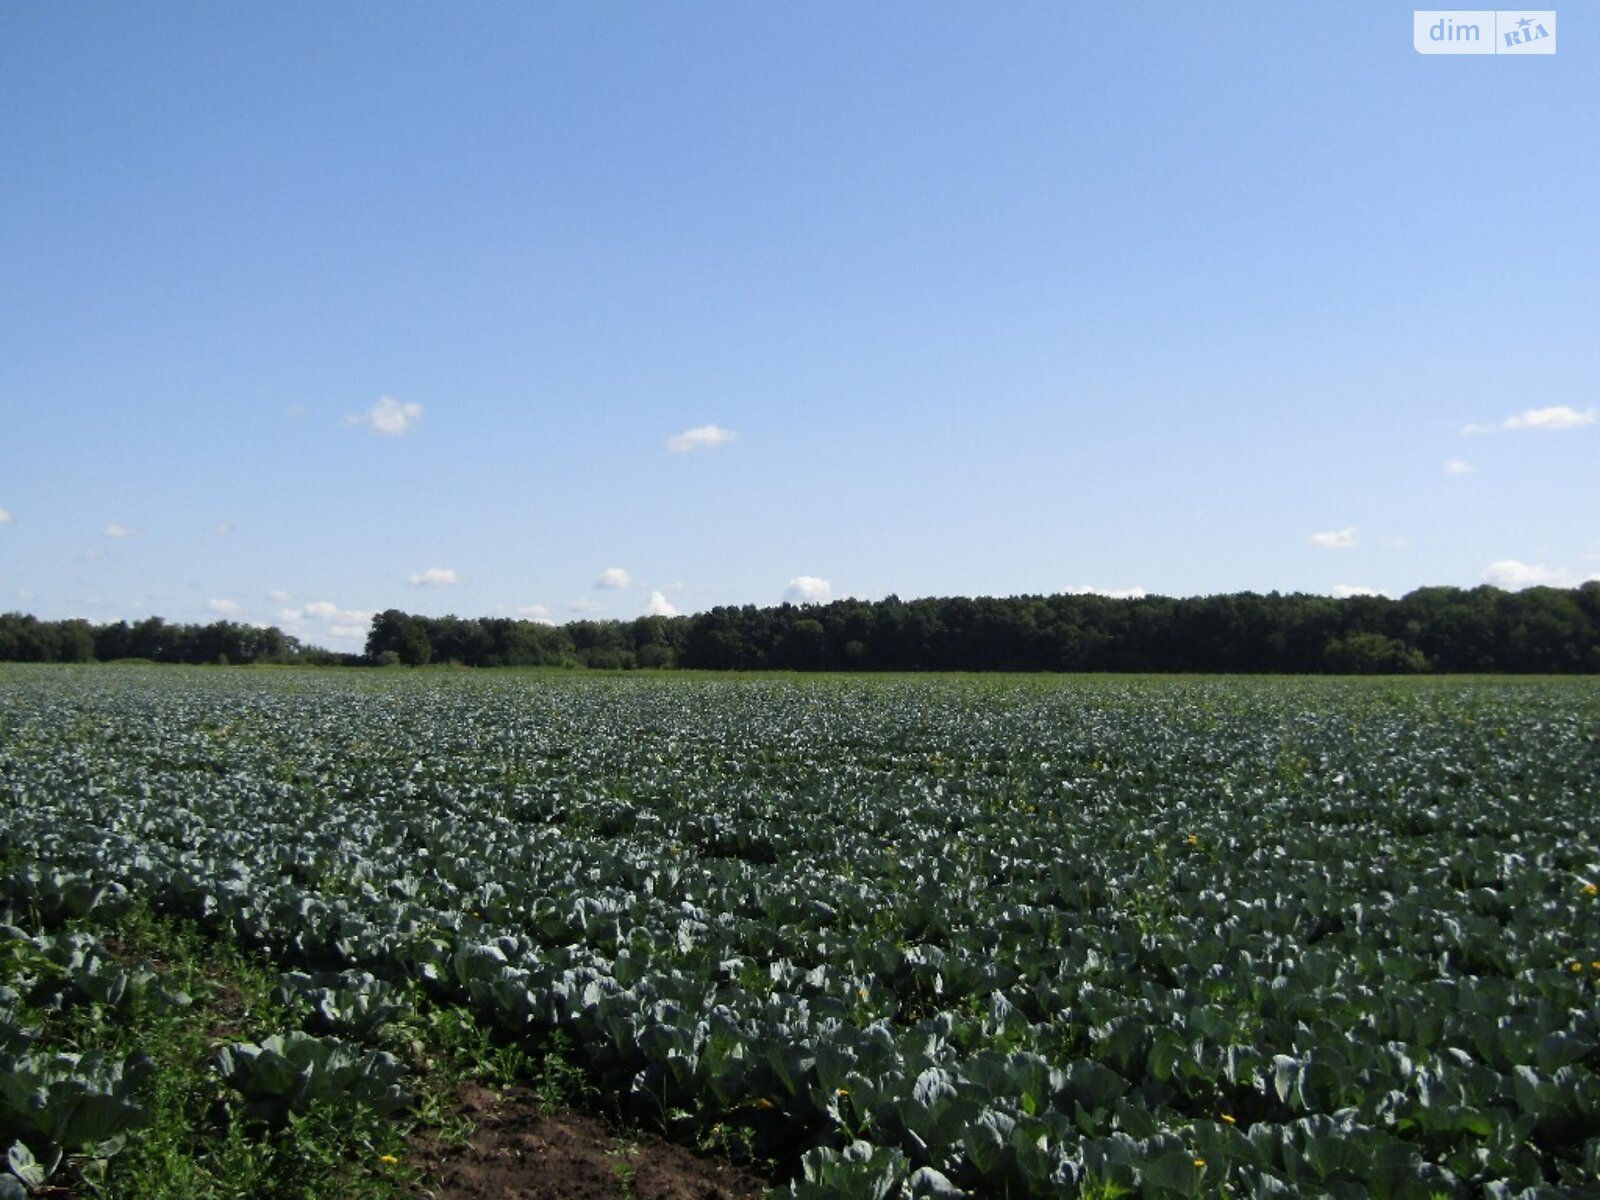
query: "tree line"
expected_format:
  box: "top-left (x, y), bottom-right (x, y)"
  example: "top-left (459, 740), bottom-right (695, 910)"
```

top-left (0, 614), bottom-right (346, 666)
top-left (365, 584), bottom-right (1600, 673)
top-left (4, 583), bottom-right (1598, 672)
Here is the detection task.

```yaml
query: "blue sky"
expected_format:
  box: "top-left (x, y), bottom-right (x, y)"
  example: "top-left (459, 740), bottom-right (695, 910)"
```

top-left (2, 3), bottom-right (1596, 649)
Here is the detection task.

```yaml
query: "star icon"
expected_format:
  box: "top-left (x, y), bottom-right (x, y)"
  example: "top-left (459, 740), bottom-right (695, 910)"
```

top-left (1517, 16), bottom-right (1533, 29)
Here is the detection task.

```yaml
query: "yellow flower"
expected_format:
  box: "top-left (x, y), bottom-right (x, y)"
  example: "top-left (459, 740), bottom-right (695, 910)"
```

top-left (1187, 834), bottom-right (1199, 845)
top-left (1194, 1157), bottom-right (1207, 1167)
top-left (754, 1097), bottom-right (777, 1110)
top-left (838, 1088), bottom-right (850, 1097)
top-left (1220, 1113), bottom-right (1236, 1124)
top-left (1572, 962), bottom-right (1584, 972)
top-left (1593, 961), bottom-right (1600, 970)
top-left (379, 1154), bottom-right (398, 1165)
top-left (1584, 883), bottom-right (1598, 896)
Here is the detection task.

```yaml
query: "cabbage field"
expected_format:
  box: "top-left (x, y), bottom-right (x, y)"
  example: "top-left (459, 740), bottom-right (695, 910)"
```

top-left (2, 665), bottom-right (1599, 1198)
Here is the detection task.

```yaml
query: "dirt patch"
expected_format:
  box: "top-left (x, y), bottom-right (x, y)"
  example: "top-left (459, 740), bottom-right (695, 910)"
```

top-left (408, 1085), bottom-right (771, 1200)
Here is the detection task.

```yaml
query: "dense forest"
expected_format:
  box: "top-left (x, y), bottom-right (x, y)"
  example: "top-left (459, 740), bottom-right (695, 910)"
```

top-left (5, 583), bottom-right (1598, 672)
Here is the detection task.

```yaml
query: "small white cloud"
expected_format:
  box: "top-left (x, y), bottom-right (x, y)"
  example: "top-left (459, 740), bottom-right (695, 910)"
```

top-left (1063, 585), bottom-right (1148, 600)
top-left (1444, 459), bottom-right (1473, 475)
top-left (567, 598), bottom-right (604, 615)
top-left (348, 395), bottom-right (423, 436)
top-left (1309, 527), bottom-right (1359, 550)
top-left (1332, 585), bottom-right (1384, 599)
top-left (103, 523), bottom-right (133, 538)
top-left (517, 604), bottom-right (556, 625)
top-left (210, 521), bottom-right (235, 535)
top-left (667, 424), bottom-right (738, 453)
top-left (268, 589), bottom-right (290, 603)
top-left (408, 567), bottom-right (460, 587)
top-left (644, 591), bottom-right (679, 617)
top-left (1464, 405), bottom-right (1597, 435)
top-left (280, 607), bottom-right (303, 622)
top-left (0, 508), bottom-right (11, 524)
top-left (1503, 405), bottom-right (1596, 432)
top-left (207, 598), bottom-right (242, 614)
top-left (595, 567), bottom-right (632, 590)
top-left (783, 576), bottom-right (833, 604)
top-left (304, 599), bottom-right (370, 621)
top-left (1483, 560), bottom-right (1568, 589)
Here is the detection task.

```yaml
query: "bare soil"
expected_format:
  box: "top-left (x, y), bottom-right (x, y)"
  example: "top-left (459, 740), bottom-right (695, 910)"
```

top-left (407, 1085), bottom-right (771, 1200)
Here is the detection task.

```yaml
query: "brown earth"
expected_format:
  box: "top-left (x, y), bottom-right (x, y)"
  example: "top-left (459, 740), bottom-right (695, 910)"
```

top-left (406, 1085), bottom-right (772, 1200)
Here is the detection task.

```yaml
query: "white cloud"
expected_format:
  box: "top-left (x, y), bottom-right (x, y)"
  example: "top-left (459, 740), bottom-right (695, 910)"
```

top-left (1480, 560), bottom-right (1600, 590)
top-left (644, 591), bottom-right (679, 617)
top-left (347, 395), bottom-right (423, 436)
top-left (667, 424), bottom-right (738, 453)
top-left (595, 567), bottom-right (632, 590)
top-left (1309, 527), bottom-right (1359, 550)
top-left (103, 523), bottom-right (133, 538)
top-left (268, 589), bottom-right (290, 603)
top-left (568, 598), bottom-right (604, 614)
top-left (517, 604), bottom-right (556, 625)
top-left (1332, 585), bottom-right (1384, 599)
top-left (207, 598), bottom-right (242, 614)
top-left (1444, 459), bottom-right (1473, 475)
top-left (1464, 405), bottom-right (1597, 435)
top-left (303, 600), bottom-right (372, 624)
top-left (210, 521), bottom-right (235, 535)
top-left (0, 508), bottom-right (11, 524)
top-left (408, 567), bottom-right (460, 587)
top-left (1503, 405), bottom-right (1596, 432)
top-left (282, 600), bottom-right (372, 646)
top-left (783, 576), bottom-right (833, 604)
top-left (1063, 585), bottom-right (1148, 600)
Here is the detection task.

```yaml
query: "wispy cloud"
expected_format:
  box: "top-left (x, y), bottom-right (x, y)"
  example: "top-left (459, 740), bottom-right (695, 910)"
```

top-left (667, 424), bottom-right (738, 453)
top-left (408, 567), bottom-right (460, 586)
top-left (1483, 560), bottom-right (1561, 589)
top-left (1332, 585), bottom-right (1384, 599)
top-left (1464, 405), bottom-right (1596, 435)
top-left (1309, 527), bottom-right (1358, 550)
top-left (783, 576), bottom-right (833, 604)
top-left (595, 567), bottom-right (632, 590)
top-left (103, 523), bottom-right (134, 538)
top-left (279, 600), bottom-right (373, 645)
top-left (1504, 405), bottom-right (1596, 432)
top-left (1063, 585), bottom-right (1148, 600)
top-left (517, 604), bottom-right (556, 625)
top-left (1444, 459), bottom-right (1473, 475)
top-left (644, 591), bottom-right (679, 617)
top-left (1481, 559), bottom-right (1599, 590)
top-left (268, 589), bottom-right (290, 603)
top-left (207, 598), bottom-right (242, 614)
top-left (347, 395), bottom-right (423, 436)
top-left (0, 508), bottom-right (11, 525)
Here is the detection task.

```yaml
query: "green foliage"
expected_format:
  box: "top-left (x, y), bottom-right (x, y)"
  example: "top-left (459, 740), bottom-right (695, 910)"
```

top-left (3, 667), bottom-right (1600, 1197)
